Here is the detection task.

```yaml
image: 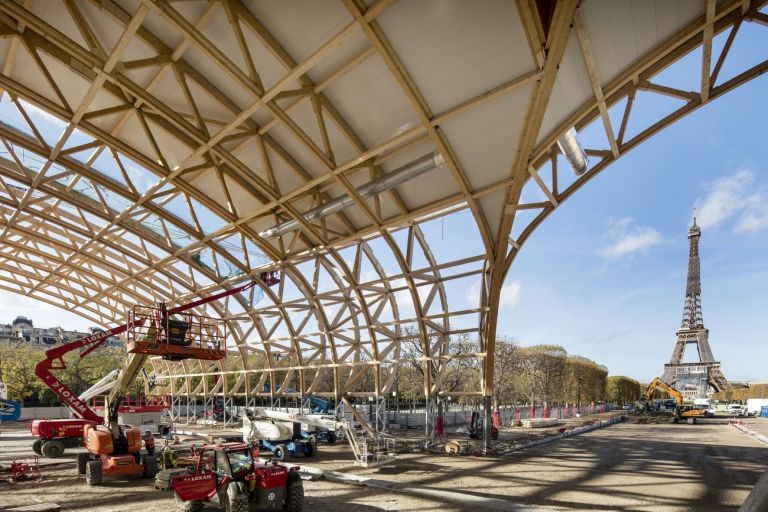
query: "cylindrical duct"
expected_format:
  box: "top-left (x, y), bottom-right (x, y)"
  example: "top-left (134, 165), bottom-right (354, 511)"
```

top-left (556, 128), bottom-right (588, 176)
top-left (259, 151), bottom-right (446, 240)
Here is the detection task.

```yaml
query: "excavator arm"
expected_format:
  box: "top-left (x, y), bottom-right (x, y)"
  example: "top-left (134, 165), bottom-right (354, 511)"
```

top-left (644, 377), bottom-right (684, 404)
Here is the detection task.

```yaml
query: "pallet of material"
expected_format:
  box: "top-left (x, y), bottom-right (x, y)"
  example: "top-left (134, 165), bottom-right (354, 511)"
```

top-left (521, 418), bottom-right (559, 428)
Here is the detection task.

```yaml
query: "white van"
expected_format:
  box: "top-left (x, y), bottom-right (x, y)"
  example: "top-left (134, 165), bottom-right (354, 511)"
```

top-left (727, 403), bottom-right (746, 416)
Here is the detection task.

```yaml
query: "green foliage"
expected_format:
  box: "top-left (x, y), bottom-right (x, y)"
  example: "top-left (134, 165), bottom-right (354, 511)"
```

top-left (606, 375), bottom-right (642, 404)
top-left (0, 342), bottom-right (126, 405)
top-left (713, 384), bottom-right (768, 401)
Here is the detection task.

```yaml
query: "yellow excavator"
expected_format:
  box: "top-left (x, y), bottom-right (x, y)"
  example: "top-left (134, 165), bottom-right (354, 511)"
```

top-left (640, 377), bottom-right (707, 424)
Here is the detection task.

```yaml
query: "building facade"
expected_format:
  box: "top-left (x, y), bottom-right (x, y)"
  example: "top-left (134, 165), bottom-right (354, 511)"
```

top-left (0, 316), bottom-right (122, 347)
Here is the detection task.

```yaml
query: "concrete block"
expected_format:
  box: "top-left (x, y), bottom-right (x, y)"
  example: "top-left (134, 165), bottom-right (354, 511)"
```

top-left (520, 418), bottom-right (559, 428)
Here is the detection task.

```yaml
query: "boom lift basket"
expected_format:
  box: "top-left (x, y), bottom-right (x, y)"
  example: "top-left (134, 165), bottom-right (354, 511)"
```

top-left (126, 305), bottom-right (227, 361)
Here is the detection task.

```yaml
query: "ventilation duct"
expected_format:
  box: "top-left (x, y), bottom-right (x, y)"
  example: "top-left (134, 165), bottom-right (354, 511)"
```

top-left (259, 151), bottom-right (446, 240)
top-left (556, 128), bottom-right (588, 176)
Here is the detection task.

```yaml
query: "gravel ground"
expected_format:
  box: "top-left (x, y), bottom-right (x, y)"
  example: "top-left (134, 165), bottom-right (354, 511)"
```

top-left (0, 417), bottom-right (766, 511)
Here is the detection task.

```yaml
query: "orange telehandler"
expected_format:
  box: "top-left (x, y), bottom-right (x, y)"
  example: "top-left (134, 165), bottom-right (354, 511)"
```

top-left (29, 274), bottom-right (280, 485)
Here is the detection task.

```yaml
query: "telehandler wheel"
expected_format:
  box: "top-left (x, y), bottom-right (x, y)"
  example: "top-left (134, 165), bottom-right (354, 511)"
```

top-left (32, 440), bottom-right (43, 455)
top-left (143, 454), bottom-right (159, 478)
top-left (303, 437), bottom-right (316, 457)
top-left (174, 494), bottom-right (203, 512)
top-left (225, 483), bottom-right (248, 512)
top-left (284, 471), bottom-right (304, 512)
top-left (273, 444), bottom-right (287, 461)
top-left (86, 459), bottom-right (103, 486)
top-left (41, 440), bottom-right (65, 458)
top-left (326, 432), bottom-right (336, 444)
top-left (77, 452), bottom-right (90, 475)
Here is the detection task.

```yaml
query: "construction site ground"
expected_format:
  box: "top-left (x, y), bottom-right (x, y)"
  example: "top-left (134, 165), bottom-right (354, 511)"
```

top-left (1, 415), bottom-right (766, 512)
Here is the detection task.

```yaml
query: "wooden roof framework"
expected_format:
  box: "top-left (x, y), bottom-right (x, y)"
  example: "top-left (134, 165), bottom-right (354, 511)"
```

top-left (0, 0), bottom-right (764, 401)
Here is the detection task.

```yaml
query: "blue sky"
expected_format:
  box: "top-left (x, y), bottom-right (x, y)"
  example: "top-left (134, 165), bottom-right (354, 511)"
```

top-left (1, 19), bottom-right (766, 385)
top-left (502, 75), bottom-right (768, 383)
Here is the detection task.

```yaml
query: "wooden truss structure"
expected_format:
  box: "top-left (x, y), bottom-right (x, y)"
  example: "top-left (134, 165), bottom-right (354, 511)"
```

top-left (0, 0), bottom-right (765, 405)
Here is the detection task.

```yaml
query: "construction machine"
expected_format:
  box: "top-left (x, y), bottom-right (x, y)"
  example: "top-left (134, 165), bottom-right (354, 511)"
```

top-left (467, 411), bottom-right (498, 440)
top-left (170, 442), bottom-right (303, 512)
top-left (30, 274), bottom-right (279, 458)
top-left (642, 377), bottom-right (707, 424)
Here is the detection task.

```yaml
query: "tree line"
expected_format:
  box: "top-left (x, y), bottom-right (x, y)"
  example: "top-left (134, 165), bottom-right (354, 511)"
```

top-left (0, 335), bottom-right (646, 407)
top-left (0, 341), bottom-right (128, 405)
top-left (713, 384), bottom-right (768, 401)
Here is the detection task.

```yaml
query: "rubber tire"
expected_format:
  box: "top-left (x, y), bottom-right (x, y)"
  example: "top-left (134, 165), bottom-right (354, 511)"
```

top-left (32, 439), bottom-right (43, 455)
top-left (143, 455), bottom-right (159, 478)
top-left (77, 452), bottom-right (90, 475)
top-left (174, 494), bottom-right (204, 512)
top-left (672, 417), bottom-right (679, 424)
top-left (284, 471), bottom-right (304, 512)
top-left (273, 444), bottom-right (286, 461)
top-left (41, 440), bottom-right (65, 458)
top-left (86, 459), bottom-right (103, 486)
top-left (326, 432), bottom-right (336, 444)
top-left (303, 441), bottom-right (315, 458)
top-left (226, 493), bottom-right (248, 512)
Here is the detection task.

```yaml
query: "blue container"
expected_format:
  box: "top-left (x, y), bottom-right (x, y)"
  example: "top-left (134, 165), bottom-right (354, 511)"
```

top-left (761, 406), bottom-right (768, 418)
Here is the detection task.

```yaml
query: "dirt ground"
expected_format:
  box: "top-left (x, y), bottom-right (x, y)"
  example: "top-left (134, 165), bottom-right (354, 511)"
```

top-left (1, 417), bottom-right (766, 512)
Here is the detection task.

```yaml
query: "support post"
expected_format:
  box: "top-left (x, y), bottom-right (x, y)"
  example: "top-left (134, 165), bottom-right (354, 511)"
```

top-left (425, 397), bottom-right (436, 447)
top-left (483, 395), bottom-right (492, 453)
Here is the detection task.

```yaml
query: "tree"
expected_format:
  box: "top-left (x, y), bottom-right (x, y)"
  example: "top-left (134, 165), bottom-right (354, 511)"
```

top-left (493, 337), bottom-right (519, 406)
top-left (564, 356), bottom-right (608, 404)
top-left (517, 345), bottom-right (567, 407)
top-left (0, 342), bottom-right (126, 406)
top-left (606, 376), bottom-right (642, 404)
top-left (0, 342), bottom-right (44, 404)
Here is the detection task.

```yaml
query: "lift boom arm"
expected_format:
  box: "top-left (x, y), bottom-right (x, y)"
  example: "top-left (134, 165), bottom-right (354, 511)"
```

top-left (34, 278), bottom-right (264, 422)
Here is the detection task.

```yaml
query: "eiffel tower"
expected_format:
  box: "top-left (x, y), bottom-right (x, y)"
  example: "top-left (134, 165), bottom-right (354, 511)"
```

top-left (660, 217), bottom-right (731, 393)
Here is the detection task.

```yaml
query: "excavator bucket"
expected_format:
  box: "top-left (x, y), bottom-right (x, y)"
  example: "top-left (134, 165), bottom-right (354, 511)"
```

top-left (126, 306), bottom-right (227, 361)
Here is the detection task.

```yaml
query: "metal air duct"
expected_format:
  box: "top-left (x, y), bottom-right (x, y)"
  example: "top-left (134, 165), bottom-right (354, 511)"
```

top-left (259, 151), bottom-right (446, 240)
top-left (557, 128), bottom-right (588, 176)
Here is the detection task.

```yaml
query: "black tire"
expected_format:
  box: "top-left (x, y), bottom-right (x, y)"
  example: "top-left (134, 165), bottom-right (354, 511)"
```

top-left (273, 444), bottom-right (286, 461)
top-left (326, 432), bottom-right (336, 444)
top-left (32, 439), bottom-right (43, 455)
top-left (41, 440), bottom-right (65, 458)
top-left (284, 471), bottom-right (304, 512)
top-left (77, 452), bottom-right (90, 475)
top-left (303, 441), bottom-right (315, 458)
top-left (86, 459), bottom-right (103, 486)
top-left (174, 493), bottom-right (204, 512)
top-left (143, 455), bottom-right (159, 478)
top-left (226, 493), bottom-right (248, 512)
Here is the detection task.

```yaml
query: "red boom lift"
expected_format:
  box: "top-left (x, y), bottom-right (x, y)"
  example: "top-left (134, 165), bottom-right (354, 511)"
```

top-left (30, 273), bottom-right (279, 459)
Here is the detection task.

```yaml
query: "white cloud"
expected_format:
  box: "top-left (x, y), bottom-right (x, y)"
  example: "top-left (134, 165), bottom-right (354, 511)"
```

top-left (695, 168), bottom-right (768, 233)
top-left (465, 279), bottom-right (521, 310)
top-left (599, 217), bottom-right (662, 260)
top-left (499, 281), bottom-right (522, 310)
top-left (695, 169), bottom-right (753, 229)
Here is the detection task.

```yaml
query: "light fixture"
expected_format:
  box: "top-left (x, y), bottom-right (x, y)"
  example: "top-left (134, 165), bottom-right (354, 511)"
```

top-left (259, 151), bottom-right (447, 240)
top-left (556, 128), bottom-right (588, 176)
